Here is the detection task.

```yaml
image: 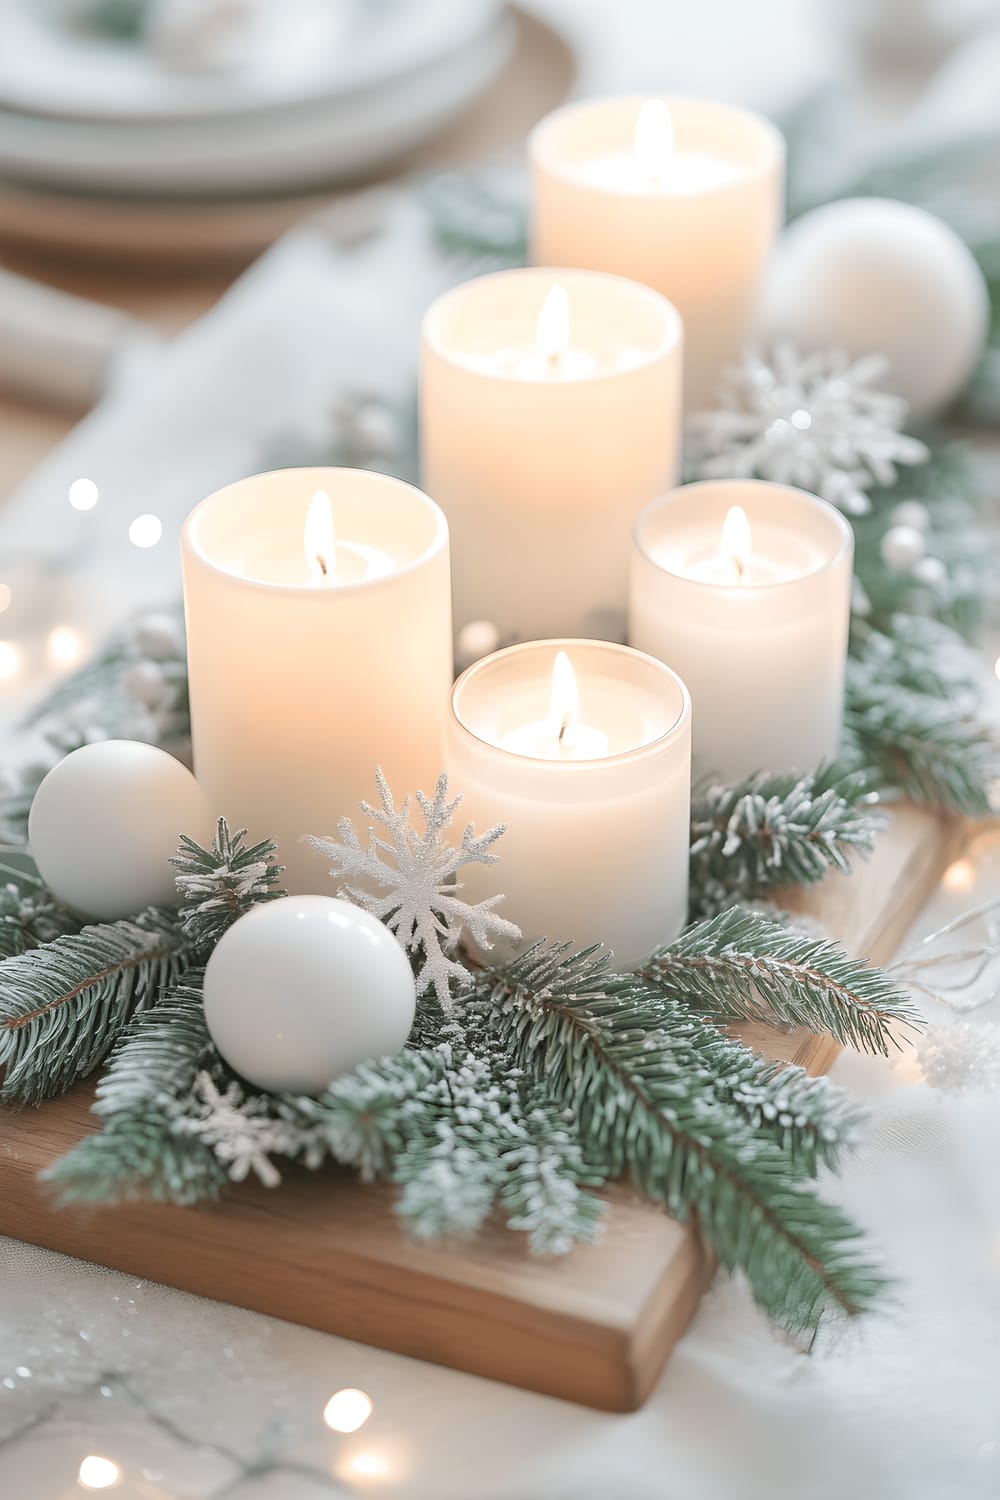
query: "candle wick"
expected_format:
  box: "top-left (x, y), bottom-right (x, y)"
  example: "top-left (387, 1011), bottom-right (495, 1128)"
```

top-left (316, 553), bottom-right (328, 578)
top-left (558, 712), bottom-right (572, 745)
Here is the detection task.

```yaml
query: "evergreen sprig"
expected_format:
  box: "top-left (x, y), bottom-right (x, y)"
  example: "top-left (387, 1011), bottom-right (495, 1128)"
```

top-left (0, 862), bottom-right (81, 959)
top-left (0, 910), bottom-right (190, 1106)
top-left (642, 908), bottom-right (921, 1054)
top-left (843, 641), bottom-right (996, 815)
top-left (172, 819), bottom-right (286, 953)
top-left (471, 942), bottom-right (887, 1330)
top-left (689, 764), bottom-right (883, 918)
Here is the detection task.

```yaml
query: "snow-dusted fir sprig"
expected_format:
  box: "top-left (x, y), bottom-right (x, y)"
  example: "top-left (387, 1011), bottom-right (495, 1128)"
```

top-left (687, 345), bottom-right (929, 515)
top-left (689, 764), bottom-right (884, 919)
top-left (307, 770), bottom-right (521, 1005)
top-left (172, 818), bottom-right (285, 954)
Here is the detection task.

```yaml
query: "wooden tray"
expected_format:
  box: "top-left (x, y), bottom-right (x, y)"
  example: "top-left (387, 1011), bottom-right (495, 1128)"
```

top-left (0, 804), bottom-right (960, 1411)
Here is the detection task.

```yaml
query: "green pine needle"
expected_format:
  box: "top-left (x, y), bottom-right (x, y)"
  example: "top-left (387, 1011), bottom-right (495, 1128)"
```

top-left (171, 818), bottom-right (285, 954)
top-left (46, 1114), bottom-right (226, 1206)
top-left (0, 910), bottom-right (191, 1106)
top-left (643, 907), bottom-right (921, 1054)
top-left (474, 943), bottom-right (887, 1331)
top-left (689, 764), bottom-right (883, 918)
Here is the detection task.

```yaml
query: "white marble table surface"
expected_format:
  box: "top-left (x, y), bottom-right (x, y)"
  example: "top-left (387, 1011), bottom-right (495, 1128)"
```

top-left (2, 2), bottom-right (1000, 1496)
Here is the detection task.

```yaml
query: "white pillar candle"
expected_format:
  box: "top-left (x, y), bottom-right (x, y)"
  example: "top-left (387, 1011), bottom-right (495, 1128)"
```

top-left (421, 267), bottom-right (682, 647)
top-left (181, 467), bottom-right (452, 892)
top-left (629, 480), bottom-right (853, 782)
top-left (445, 639), bottom-right (691, 967)
top-left (530, 96), bottom-right (784, 410)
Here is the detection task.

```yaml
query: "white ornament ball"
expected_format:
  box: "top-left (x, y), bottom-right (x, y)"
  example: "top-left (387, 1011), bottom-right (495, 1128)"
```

top-left (28, 740), bottom-right (211, 921)
top-left (203, 896), bottom-right (416, 1094)
top-left (762, 198), bottom-right (989, 419)
top-left (881, 524), bottom-right (926, 571)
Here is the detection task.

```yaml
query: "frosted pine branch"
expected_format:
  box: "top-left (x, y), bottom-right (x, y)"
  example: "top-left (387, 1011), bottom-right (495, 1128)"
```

top-left (643, 908), bottom-right (921, 1054)
top-left (0, 911), bottom-right (190, 1105)
top-left (689, 764), bottom-right (884, 919)
top-left (307, 769), bottom-right (521, 1006)
top-left (172, 818), bottom-right (285, 953)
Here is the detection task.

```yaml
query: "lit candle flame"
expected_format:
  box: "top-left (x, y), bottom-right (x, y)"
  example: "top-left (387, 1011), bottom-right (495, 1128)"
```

top-left (536, 285), bottom-right (570, 365)
top-left (304, 490), bottom-right (336, 583)
top-left (721, 504), bottom-right (752, 584)
top-left (633, 98), bottom-right (673, 182)
top-left (548, 649), bottom-right (579, 745)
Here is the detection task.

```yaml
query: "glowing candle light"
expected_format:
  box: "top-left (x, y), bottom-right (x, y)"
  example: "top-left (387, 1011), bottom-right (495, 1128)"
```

top-left (633, 98), bottom-right (673, 184)
top-left (530, 95), bottom-right (785, 407)
top-left (323, 1387), bottom-right (373, 1433)
top-left (182, 468), bottom-right (452, 891)
top-left (422, 268), bottom-right (682, 644)
top-left (77, 1455), bottom-right (121, 1490)
top-left (630, 480), bottom-right (853, 779)
top-left (446, 639), bottom-right (691, 964)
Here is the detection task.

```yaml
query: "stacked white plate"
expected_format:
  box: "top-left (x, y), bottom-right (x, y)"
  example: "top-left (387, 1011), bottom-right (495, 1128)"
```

top-left (0, 0), bottom-right (515, 252)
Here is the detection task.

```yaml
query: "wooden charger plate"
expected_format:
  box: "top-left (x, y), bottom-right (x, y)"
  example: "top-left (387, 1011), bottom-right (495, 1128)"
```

top-left (0, 803), bottom-right (960, 1411)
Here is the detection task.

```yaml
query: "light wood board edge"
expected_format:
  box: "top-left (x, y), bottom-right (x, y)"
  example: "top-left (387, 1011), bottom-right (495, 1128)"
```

top-left (0, 803), bottom-right (966, 1411)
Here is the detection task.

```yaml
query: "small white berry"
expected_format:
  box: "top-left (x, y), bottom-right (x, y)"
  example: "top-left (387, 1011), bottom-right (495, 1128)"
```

top-left (913, 555), bottom-right (947, 586)
top-left (881, 524), bottom-right (925, 571)
top-left (353, 402), bottom-right (400, 456)
top-left (122, 660), bottom-right (167, 708)
top-left (891, 499), bottom-right (930, 531)
top-left (132, 613), bottom-right (181, 660)
top-left (456, 620), bottom-right (501, 668)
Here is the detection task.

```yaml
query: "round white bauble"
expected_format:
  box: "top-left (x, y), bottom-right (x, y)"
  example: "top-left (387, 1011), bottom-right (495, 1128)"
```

top-left (28, 740), bottom-right (210, 921)
top-left (762, 198), bottom-right (989, 419)
top-left (203, 896), bottom-right (416, 1095)
top-left (881, 524), bottom-right (926, 571)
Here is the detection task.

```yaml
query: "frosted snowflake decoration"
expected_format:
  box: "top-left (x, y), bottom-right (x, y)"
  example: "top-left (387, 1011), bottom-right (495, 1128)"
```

top-left (172, 1074), bottom-right (323, 1187)
top-left (688, 344), bottom-right (930, 516)
top-left (307, 769), bottom-right (521, 1006)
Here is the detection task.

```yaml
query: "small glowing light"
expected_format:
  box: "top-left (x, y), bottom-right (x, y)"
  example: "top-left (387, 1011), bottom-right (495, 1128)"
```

top-left (942, 858), bottom-right (976, 894)
top-left (323, 1387), bottom-right (374, 1433)
top-left (128, 514), bottom-right (162, 549)
top-left (0, 584), bottom-right (10, 613)
top-left (304, 490), bottom-right (336, 583)
top-left (548, 649), bottom-right (579, 746)
top-left (345, 1451), bottom-right (388, 1481)
top-left (48, 625), bottom-right (83, 667)
top-left (69, 477), bottom-right (99, 512)
top-left (790, 408), bottom-right (812, 430)
top-left (0, 642), bottom-right (20, 681)
top-left (721, 504), bottom-right (753, 583)
top-left (77, 1455), bottom-right (121, 1490)
top-left (633, 98), bottom-right (673, 180)
top-left (535, 285), bottom-right (570, 363)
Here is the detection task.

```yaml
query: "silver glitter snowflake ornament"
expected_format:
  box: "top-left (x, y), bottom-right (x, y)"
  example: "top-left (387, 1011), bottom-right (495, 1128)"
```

top-left (307, 769), bottom-right (521, 1006)
top-left (688, 344), bottom-right (930, 515)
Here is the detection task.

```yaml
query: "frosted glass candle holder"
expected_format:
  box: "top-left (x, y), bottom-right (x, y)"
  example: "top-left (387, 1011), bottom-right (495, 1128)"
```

top-left (445, 638), bottom-right (691, 968)
top-left (629, 479), bottom-right (853, 781)
top-left (421, 266), bottom-right (682, 647)
top-left (182, 467), bottom-right (452, 892)
top-left (530, 95), bottom-right (784, 409)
